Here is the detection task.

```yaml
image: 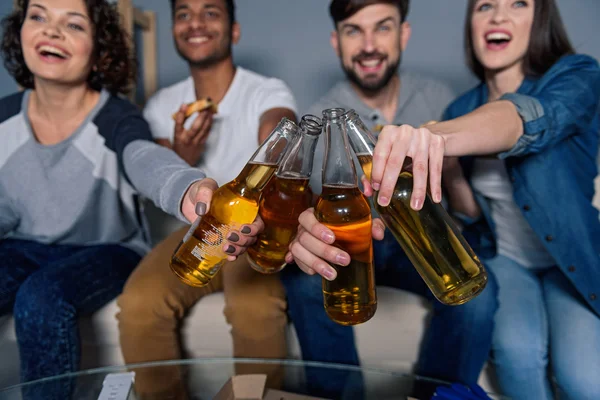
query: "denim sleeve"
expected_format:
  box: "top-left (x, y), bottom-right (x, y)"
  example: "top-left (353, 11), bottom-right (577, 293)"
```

top-left (0, 182), bottom-right (19, 238)
top-left (498, 54), bottom-right (600, 159)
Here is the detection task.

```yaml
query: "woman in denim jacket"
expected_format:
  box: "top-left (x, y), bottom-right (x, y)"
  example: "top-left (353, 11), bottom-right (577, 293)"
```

top-left (367, 0), bottom-right (600, 399)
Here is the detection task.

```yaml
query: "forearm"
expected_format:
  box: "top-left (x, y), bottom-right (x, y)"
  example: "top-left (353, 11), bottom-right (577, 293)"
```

top-left (123, 140), bottom-right (206, 221)
top-left (156, 138), bottom-right (203, 167)
top-left (431, 100), bottom-right (524, 157)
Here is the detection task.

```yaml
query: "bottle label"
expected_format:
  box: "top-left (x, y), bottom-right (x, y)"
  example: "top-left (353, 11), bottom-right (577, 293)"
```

top-left (189, 222), bottom-right (229, 261)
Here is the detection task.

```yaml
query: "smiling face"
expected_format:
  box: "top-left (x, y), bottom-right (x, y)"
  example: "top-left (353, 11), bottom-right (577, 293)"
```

top-left (172, 0), bottom-right (239, 67)
top-left (20, 0), bottom-right (94, 86)
top-left (331, 3), bottom-right (410, 93)
top-left (470, 0), bottom-right (535, 75)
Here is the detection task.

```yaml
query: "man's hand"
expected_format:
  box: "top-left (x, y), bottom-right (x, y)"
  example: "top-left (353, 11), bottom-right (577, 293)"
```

top-left (172, 105), bottom-right (214, 166)
top-left (181, 178), bottom-right (265, 261)
top-left (284, 208), bottom-right (385, 280)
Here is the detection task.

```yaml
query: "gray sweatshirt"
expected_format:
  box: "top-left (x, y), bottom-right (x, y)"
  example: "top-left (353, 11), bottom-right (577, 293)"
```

top-left (0, 89), bottom-right (205, 255)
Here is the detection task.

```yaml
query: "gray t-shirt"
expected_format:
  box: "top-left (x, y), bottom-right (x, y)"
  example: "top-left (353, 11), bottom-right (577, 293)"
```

top-left (306, 71), bottom-right (456, 195)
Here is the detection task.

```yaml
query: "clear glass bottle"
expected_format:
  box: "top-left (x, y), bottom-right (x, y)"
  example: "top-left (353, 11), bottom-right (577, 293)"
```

top-left (170, 118), bottom-right (299, 287)
top-left (343, 110), bottom-right (487, 305)
top-left (316, 108), bottom-right (377, 325)
top-left (248, 115), bottom-right (322, 274)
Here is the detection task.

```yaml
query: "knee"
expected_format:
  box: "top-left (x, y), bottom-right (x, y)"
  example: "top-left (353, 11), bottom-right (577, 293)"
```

top-left (492, 338), bottom-right (548, 370)
top-left (14, 275), bottom-right (74, 330)
top-left (553, 362), bottom-right (600, 399)
top-left (223, 281), bottom-right (287, 329)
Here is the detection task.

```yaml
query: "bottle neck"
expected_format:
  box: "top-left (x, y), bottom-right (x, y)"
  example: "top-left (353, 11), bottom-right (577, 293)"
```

top-left (322, 115), bottom-right (358, 187)
top-left (277, 131), bottom-right (320, 179)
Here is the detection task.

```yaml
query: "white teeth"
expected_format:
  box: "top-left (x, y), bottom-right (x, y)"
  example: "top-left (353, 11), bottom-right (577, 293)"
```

top-left (486, 32), bottom-right (511, 41)
top-left (188, 37), bottom-right (209, 44)
top-left (39, 45), bottom-right (67, 57)
top-left (360, 59), bottom-right (381, 67)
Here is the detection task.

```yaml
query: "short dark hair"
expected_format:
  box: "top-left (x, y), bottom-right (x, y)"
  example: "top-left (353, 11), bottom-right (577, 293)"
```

top-left (464, 0), bottom-right (574, 81)
top-left (1, 0), bottom-right (136, 94)
top-left (170, 0), bottom-right (236, 27)
top-left (329, 0), bottom-right (410, 27)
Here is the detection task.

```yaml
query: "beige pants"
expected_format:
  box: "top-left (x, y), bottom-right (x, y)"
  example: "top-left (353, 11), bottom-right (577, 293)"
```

top-left (117, 226), bottom-right (288, 399)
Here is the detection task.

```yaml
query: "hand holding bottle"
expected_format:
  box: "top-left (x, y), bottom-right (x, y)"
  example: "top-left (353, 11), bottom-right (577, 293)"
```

top-left (181, 178), bottom-right (265, 261)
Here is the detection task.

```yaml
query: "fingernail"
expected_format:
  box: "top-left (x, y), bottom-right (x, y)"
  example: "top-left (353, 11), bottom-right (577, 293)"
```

top-left (434, 192), bottom-right (442, 203)
top-left (379, 196), bottom-right (389, 206)
top-left (195, 202), bottom-right (207, 216)
top-left (412, 198), bottom-right (422, 210)
top-left (224, 245), bottom-right (235, 254)
top-left (323, 267), bottom-right (336, 281)
top-left (335, 254), bottom-right (349, 266)
top-left (241, 226), bottom-right (251, 234)
top-left (373, 182), bottom-right (380, 191)
top-left (228, 233), bottom-right (239, 242)
top-left (321, 232), bottom-right (334, 243)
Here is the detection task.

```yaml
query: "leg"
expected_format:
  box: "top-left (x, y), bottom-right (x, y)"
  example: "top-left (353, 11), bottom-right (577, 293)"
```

top-left (13, 243), bottom-right (140, 399)
top-left (0, 240), bottom-right (40, 315)
top-left (222, 255), bottom-right (288, 388)
top-left (280, 265), bottom-right (363, 399)
top-left (373, 235), bottom-right (499, 385)
top-left (543, 268), bottom-right (600, 400)
top-left (117, 227), bottom-right (224, 399)
top-left (485, 255), bottom-right (553, 399)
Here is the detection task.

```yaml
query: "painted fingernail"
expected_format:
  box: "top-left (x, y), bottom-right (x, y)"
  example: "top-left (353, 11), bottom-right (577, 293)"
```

top-left (224, 245), bottom-right (235, 254)
top-left (195, 202), bottom-right (207, 216)
top-left (241, 226), bottom-right (251, 234)
top-left (323, 267), bottom-right (336, 281)
top-left (373, 182), bottom-right (380, 191)
top-left (228, 233), bottom-right (239, 242)
top-left (335, 254), bottom-right (350, 266)
top-left (321, 232), bottom-right (334, 243)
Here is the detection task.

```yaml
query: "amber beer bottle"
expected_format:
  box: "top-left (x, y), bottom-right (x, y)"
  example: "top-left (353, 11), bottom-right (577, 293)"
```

top-left (170, 118), bottom-right (298, 287)
top-left (342, 110), bottom-right (487, 305)
top-left (247, 115), bottom-right (322, 274)
top-left (316, 108), bottom-right (376, 325)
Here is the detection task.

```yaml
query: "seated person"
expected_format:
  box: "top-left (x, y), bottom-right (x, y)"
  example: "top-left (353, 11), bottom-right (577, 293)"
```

top-left (0, 0), bottom-right (258, 398)
top-left (116, 0), bottom-right (297, 397)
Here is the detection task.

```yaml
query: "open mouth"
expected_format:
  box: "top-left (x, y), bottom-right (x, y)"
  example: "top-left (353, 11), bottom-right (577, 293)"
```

top-left (186, 35), bottom-right (211, 45)
top-left (355, 57), bottom-right (385, 73)
top-left (485, 31), bottom-right (512, 49)
top-left (37, 44), bottom-right (69, 60)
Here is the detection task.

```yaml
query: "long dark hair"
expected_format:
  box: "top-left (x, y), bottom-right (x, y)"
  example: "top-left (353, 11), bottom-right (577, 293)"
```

top-left (464, 0), bottom-right (575, 81)
top-left (1, 0), bottom-right (137, 94)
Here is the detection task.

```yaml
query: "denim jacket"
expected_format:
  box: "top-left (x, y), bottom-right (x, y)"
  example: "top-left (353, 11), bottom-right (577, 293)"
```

top-left (443, 54), bottom-right (600, 316)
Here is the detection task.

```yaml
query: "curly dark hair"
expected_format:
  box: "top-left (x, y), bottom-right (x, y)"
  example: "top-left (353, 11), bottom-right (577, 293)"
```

top-left (1, 0), bottom-right (137, 94)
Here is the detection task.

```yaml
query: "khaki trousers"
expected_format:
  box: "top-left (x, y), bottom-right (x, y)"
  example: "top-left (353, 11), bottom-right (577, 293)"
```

top-left (117, 226), bottom-right (288, 399)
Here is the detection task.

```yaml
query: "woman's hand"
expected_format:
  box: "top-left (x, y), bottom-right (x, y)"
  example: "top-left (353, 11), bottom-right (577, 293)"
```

top-left (181, 178), bottom-right (265, 261)
top-left (284, 208), bottom-right (386, 280)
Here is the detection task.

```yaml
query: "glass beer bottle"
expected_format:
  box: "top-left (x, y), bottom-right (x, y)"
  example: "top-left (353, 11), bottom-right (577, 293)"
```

top-left (170, 118), bottom-right (299, 287)
top-left (247, 115), bottom-right (322, 274)
top-left (316, 108), bottom-right (376, 325)
top-left (342, 110), bottom-right (487, 305)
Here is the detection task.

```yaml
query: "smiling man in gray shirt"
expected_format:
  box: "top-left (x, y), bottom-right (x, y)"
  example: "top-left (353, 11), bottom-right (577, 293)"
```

top-left (280, 0), bottom-right (499, 397)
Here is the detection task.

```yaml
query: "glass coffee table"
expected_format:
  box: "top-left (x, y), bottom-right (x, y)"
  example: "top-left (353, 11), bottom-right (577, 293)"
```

top-left (0, 358), bottom-right (508, 400)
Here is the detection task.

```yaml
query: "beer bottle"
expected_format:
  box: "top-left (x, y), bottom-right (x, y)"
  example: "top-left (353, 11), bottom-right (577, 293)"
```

top-left (316, 108), bottom-right (377, 325)
top-left (343, 110), bottom-right (487, 305)
top-left (247, 114), bottom-right (322, 274)
top-left (170, 118), bottom-right (299, 287)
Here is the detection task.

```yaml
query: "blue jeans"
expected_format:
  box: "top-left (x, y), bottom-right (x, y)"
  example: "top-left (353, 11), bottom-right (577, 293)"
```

top-left (485, 254), bottom-right (600, 400)
top-left (0, 239), bottom-right (140, 399)
top-left (281, 234), bottom-right (498, 398)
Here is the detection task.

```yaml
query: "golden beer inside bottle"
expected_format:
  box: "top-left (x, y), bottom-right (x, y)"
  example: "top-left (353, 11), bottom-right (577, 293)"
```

top-left (170, 162), bottom-right (278, 287)
top-left (357, 154), bottom-right (487, 305)
top-left (248, 173), bottom-right (312, 274)
top-left (316, 184), bottom-right (377, 325)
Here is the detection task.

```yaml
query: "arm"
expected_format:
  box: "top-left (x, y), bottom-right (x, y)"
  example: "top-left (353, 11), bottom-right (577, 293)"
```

top-left (0, 182), bottom-right (19, 238)
top-left (258, 107), bottom-right (297, 143)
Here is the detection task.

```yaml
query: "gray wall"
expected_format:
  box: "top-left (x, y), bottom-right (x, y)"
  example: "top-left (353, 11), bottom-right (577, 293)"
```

top-left (0, 0), bottom-right (599, 112)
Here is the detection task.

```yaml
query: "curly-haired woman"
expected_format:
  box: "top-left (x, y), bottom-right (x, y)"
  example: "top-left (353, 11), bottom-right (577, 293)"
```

top-left (0, 0), bottom-right (259, 390)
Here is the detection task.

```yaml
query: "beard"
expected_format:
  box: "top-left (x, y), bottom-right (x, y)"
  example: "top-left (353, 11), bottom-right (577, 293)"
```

top-left (341, 50), bottom-right (401, 93)
top-left (175, 32), bottom-right (232, 68)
